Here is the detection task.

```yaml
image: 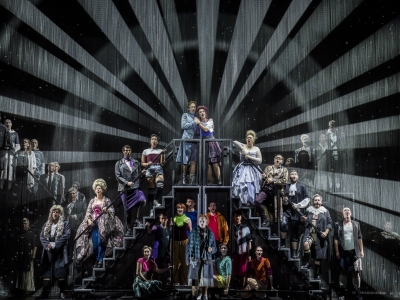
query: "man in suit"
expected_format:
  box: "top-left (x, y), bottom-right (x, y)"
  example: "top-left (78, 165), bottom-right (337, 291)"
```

top-left (115, 145), bottom-right (146, 234)
top-left (39, 162), bottom-right (62, 207)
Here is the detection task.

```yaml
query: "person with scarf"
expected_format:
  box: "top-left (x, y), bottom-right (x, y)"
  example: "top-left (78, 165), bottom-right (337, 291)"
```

top-left (300, 194), bottom-right (332, 281)
top-left (176, 101), bottom-right (200, 185)
top-left (232, 130), bottom-right (262, 206)
top-left (74, 179), bottom-right (123, 268)
top-left (186, 214), bottom-right (217, 300)
top-left (172, 203), bottom-right (192, 285)
top-left (334, 207), bottom-right (364, 300)
top-left (197, 106), bottom-right (222, 185)
top-left (281, 170), bottom-right (310, 258)
top-left (133, 245), bottom-right (172, 298)
top-left (38, 205), bottom-right (70, 299)
top-left (115, 145), bottom-right (146, 231)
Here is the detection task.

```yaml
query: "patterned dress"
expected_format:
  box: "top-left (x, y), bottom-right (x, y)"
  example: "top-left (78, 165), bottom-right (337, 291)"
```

top-left (133, 257), bottom-right (163, 298)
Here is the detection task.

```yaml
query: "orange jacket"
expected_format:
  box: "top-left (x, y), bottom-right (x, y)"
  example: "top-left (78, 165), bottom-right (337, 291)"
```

top-left (206, 212), bottom-right (229, 244)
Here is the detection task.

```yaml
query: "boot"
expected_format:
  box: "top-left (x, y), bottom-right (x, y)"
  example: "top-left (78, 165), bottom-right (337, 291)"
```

top-left (58, 279), bottom-right (67, 299)
top-left (301, 252), bottom-right (311, 269)
top-left (292, 249), bottom-right (299, 259)
top-left (153, 200), bottom-right (161, 207)
top-left (280, 238), bottom-right (286, 249)
top-left (36, 280), bottom-right (51, 299)
top-left (314, 263), bottom-right (321, 279)
top-left (189, 174), bottom-right (196, 185)
top-left (183, 175), bottom-right (187, 185)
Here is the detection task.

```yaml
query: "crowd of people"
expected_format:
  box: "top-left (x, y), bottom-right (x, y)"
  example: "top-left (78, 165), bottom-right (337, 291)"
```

top-left (1, 103), bottom-right (363, 300)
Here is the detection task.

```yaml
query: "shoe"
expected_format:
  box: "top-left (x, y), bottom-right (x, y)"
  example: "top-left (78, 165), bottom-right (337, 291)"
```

top-left (182, 175), bottom-right (186, 185)
top-left (135, 219), bottom-right (143, 227)
top-left (95, 261), bottom-right (103, 269)
top-left (197, 294), bottom-right (202, 300)
top-left (292, 250), bottom-right (299, 259)
top-left (60, 292), bottom-right (66, 299)
top-left (125, 228), bottom-right (132, 236)
top-left (301, 262), bottom-right (311, 269)
top-left (153, 200), bottom-right (161, 207)
top-left (203, 295), bottom-right (208, 300)
top-left (93, 260), bottom-right (99, 268)
top-left (149, 209), bottom-right (154, 217)
top-left (261, 220), bottom-right (270, 227)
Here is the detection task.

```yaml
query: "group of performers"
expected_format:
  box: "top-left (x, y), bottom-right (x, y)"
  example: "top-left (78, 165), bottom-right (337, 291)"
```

top-left (1, 104), bottom-right (364, 300)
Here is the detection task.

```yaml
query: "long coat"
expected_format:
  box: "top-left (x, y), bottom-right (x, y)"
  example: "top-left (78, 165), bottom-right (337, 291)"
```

top-left (40, 221), bottom-right (70, 272)
top-left (300, 206), bottom-right (332, 260)
top-left (186, 226), bottom-right (217, 281)
top-left (115, 158), bottom-right (141, 191)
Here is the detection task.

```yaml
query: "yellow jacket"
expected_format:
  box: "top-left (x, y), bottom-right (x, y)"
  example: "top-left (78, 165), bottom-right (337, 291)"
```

top-left (206, 212), bottom-right (229, 244)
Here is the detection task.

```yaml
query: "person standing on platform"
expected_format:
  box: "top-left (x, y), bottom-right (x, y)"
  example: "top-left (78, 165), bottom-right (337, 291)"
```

top-left (185, 197), bottom-right (198, 236)
top-left (0, 119), bottom-right (20, 191)
top-left (31, 139), bottom-right (45, 194)
top-left (71, 181), bottom-right (87, 204)
top-left (54, 162), bottom-right (65, 203)
top-left (141, 134), bottom-right (165, 216)
top-left (213, 243), bottom-right (232, 296)
top-left (281, 170), bottom-right (310, 257)
top-left (115, 145), bottom-right (146, 232)
top-left (334, 207), bottom-right (364, 300)
top-left (176, 101), bottom-right (200, 185)
top-left (232, 130), bottom-right (262, 206)
top-left (300, 194), bottom-right (332, 280)
top-left (16, 139), bottom-right (36, 191)
top-left (255, 154), bottom-right (288, 227)
top-left (37, 205), bottom-right (70, 299)
top-left (206, 202), bottom-right (229, 255)
top-left (39, 162), bottom-right (62, 207)
top-left (172, 203), bottom-right (192, 286)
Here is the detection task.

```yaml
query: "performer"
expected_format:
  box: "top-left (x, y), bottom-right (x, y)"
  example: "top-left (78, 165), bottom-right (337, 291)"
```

top-left (281, 170), bottom-right (310, 257)
top-left (133, 245), bottom-right (172, 298)
top-left (197, 106), bottom-right (222, 185)
top-left (326, 120), bottom-right (345, 190)
top-left (242, 246), bottom-right (276, 298)
top-left (0, 119), bottom-right (20, 190)
top-left (71, 181), bottom-right (87, 203)
top-left (300, 194), bottom-right (332, 280)
top-left (232, 130), bottom-right (262, 205)
top-left (54, 162), bottom-right (65, 202)
top-left (75, 179), bottom-right (124, 268)
top-left (115, 145), bottom-right (146, 231)
top-left (145, 214), bottom-right (171, 285)
top-left (314, 133), bottom-right (330, 192)
top-left (255, 154), bottom-right (288, 227)
top-left (39, 162), bottom-right (62, 207)
top-left (172, 203), bottom-right (192, 286)
top-left (231, 210), bottom-right (252, 290)
top-left (334, 207), bottom-right (364, 300)
top-left (15, 218), bottom-right (37, 294)
top-left (141, 134), bottom-right (165, 216)
top-left (38, 205), bottom-right (70, 300)
top-left (206, 202), bottom-right (229, 254)
top-left (31, 139), bottom-right (45, 194)
top-left (185, 197), bottom-right (198, 236)
top-left (16, 139), bottom-right (37, 190)
top-left (176, 101), bottom-right (200, 185)
top-left (186, 214), bottom-right (217, 300)
top-left (213, 243), bottom-right (232, 296)
top-left (294, 134), bottom-right (315, 169)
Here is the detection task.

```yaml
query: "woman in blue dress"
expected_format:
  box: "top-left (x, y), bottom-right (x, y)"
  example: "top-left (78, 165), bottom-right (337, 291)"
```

top-left (232, 130), bottom-right (262, 205)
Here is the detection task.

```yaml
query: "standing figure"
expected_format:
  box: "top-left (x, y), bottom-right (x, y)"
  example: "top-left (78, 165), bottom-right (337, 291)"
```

top-left (115, 145), bottom-right (146, 231)
top-left (281, 170), bottom-right (310, 257)
top-left (54, 163), bottom-right (65, 203)
top-left (37, 205), bottom-right (70, 300)
top-left (206, 202), bottom-right (229, 254)
top-left (71, 181), bottom-right (87, 203)
top-left (243, 246), bottom-right (276, 298)
top-left (294, 134), bottom-right (315, 169)
top-left (232, 130), bottom-right (262, 206)
top-left (74, 179), bottom-right (124, 268)
top-left (16, 139), bottom-right (37, 190)
top-left (185, 197), bottom-right (198, 237)
top-left (197, 106), bottom-right (222, 185)
top-left (39, 162), bottom-right (62, 207)
top-left (255, 154), bottom-right (288, 227)
top-left (334, 207), bottom-right (364, 300)
top-left (172, 203), bottom-right (192, 286)
top-left (31, 139), bottom-right (45, 194)
top-left (176, 101), bottom-right (200, 185)
top-left (133, 245), bottom-right (172, 298)
top-left (213, 244), bottom-right (232, 296)
top-left (145, 214), bottom-right (171, 285)
top-left (300, 194), bottom-right (332, 280)
top-left (16, 218), bottom-right (37, 294)
top-left (0, 119), bottom-right (20, 190)
top-left (141, 134), bottom-right (165, 216)
top-left (326, 120), bottom-right (345, 190)
top-left (314, 133), bottom-right (330, 192)
top-left (231, 210), bottom-right (252, 290)
top-left (186, 214), bottom-right (217, 300)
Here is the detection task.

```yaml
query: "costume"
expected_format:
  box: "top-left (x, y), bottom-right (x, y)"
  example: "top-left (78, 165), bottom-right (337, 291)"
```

top-left (39, 172), bottom-right (62, 204)
top-left (142, 147), bottom-right (164, 203)
top-left (75, 197), bottom-right (123, 263)
top-left (200, 119), bottom-right (222, 166)
top-left (133, 257), bottom-right (163, 298)
top-left (206, 212), bottom-right (229, 245)
top-left (0, 123), bottom-right (11, 173)
top-left (115, 157), bottom-right (146, 228)
top-left (16, 229), bottom-right (37, 291)
top-left (185, 209), bottom-right (197, 237)
top-left (176, 111), bottom-right (197, 164)
top-left (186, 225), bottom-right (217, 286)
top-left (232, 223), bottom-right (252, 277)
top-left (16, 150), bottom-right (37, 189)
top-left (246, 257), bottom-right (273, 296)
top-left (255, 165), bottom-right (288, 224)
top-left (214, 255), bottom-right (232, 288)
top-left (172, 214), bottom-right (190, 285)
top-left (314, 142), bottom-right (330, 191)
top-left (0, 129), bottom-right (20, 181)
top-left (63, 199), bottom-right (87, 254)
top-left (232, 142), bottom-right (262, 205)
top-left (294, 146), bottom-right (315, 169)
top-left (334, 220), bottom-right (363, 272)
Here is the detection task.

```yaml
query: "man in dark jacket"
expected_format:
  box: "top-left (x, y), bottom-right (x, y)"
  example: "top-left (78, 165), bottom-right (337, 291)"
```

top-left (38, 205), bottom-right (70, 299)
top-left (115, 145), bottom-right (146, 233)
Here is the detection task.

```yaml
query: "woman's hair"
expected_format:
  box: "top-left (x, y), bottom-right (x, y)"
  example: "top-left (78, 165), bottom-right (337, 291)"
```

top-left (198, 214), bottom-right (209, 224)
top-left (54, 162), bottom-right (60, 170)
top-left (196, 106), bottom-right (208, 118)
top-left (176, 203), bottom-right (187, 212)
top-left (246, 130), bottom-right (257, 140)
top-left (187, 101), bottom-right (197, 108)
top-left (43, 205), bottom-right (65, 240)
top-left (23, 138), bottom-right (32, 154)
top-left (142, 245), bottom-right (153, 254)
top-left (92, 178), bottom-right (107, 191)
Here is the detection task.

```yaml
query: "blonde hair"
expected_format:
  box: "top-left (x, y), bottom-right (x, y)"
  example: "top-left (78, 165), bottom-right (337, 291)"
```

top-left (142, 245), bottom-right (153, 254)
top-left (54, 162), bottom-right (60, 170)
top-left (246, 130), bottom-right (257, 140)
top-left (198, 214), bottom-right (209, 224)
top-left (92, 178), bottom-right (107, 191)
top-left (187, 101), bottom-right (197, 108)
